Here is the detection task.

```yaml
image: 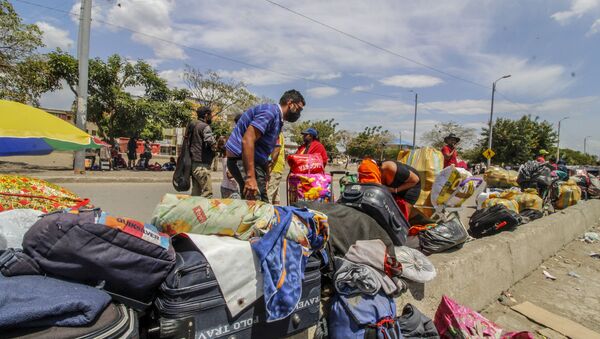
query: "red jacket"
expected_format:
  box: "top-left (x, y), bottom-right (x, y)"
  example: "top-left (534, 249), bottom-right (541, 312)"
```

top-left (296, 141), bottom-right (328, 167)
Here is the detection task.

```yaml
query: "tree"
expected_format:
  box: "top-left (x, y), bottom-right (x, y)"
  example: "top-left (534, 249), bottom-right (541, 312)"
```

top-left (470, 115), bottom-right (558, 165)
top-left (289, 119), bottom-right (340, 157)
top-left (346, 126), bottom-right (392, 160)
top-left (184, 67), bottom-right (259, 117)
top-left (48, 51), bottom-right (192, 141)
top-left (0, 0), bottom-right (58, 104)
top-left (559, 148), bottom-right (598, 165)
top-left (421, 121), bottom-right (477, 150)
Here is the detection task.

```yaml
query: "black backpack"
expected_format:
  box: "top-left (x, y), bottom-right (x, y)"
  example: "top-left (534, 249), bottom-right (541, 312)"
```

top-left (469, 205), bottom-right (522, 238)
top-left (339, 183), bottom-right (409, 246)
top-left (172, 123), bottom-right (194, 192)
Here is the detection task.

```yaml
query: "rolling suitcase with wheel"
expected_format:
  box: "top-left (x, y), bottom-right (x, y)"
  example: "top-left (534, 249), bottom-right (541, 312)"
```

top-left (339, 183), bottom-right (410, 246)
top-left (468, 204), bottom-right (522, 238)
top-left (150, 235), bottom-right (322, 339)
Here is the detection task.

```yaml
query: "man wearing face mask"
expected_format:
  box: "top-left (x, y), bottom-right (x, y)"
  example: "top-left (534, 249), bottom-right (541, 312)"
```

top-left (295, 127), bottom-right (328, 168)
top-left (226, 89), bottom-right (305, 202)
top-left (189, 107), bottom-right (217, 197)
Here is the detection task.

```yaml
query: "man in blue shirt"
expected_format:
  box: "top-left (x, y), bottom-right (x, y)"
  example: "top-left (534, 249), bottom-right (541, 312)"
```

top-left (226, 89), bottom-right (305, 201)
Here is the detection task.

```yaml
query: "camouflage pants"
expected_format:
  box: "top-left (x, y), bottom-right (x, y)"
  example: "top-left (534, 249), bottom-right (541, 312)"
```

top-left (191, 162), bottom-right (213, 197)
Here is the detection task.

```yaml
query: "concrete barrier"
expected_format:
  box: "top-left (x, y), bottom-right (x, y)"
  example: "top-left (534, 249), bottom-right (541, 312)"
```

top-left (395, 199), bottom-right (600, 316)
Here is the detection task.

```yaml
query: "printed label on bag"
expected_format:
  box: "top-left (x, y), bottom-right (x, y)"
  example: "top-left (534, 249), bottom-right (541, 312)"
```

top-left (197, 316), bottom-right (259, 339)
top-left (193, 206), bottom-right (208, 223)
top-left (98, 213), bottom-right (170, 249)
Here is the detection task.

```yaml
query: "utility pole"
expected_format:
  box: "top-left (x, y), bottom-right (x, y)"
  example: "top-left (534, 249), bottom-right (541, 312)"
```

top-left (556, 117), bottom-right (569, 162)
top-left (73, 0), bottom-right (92, 174)
top-left (487, 74), bottom-right (511, 167)
top-left (584, 136), bottom-right (592, 155)
top-left (412, 92), bottom-right (417, 150)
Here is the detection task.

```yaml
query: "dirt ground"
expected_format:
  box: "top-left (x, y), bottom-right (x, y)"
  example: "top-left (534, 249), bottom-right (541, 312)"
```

top-left (482, 224), bottom-right (600, 337)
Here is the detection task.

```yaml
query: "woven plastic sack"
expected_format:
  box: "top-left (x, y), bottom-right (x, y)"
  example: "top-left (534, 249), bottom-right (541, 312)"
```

top-left (151, 194), bottom-right (274, 238)
top-left (394, 246), bottom-right (437, 283)
top-left (288, 154), bottom-right (325, 174)
top-left (288, 173), bottom-right (332, 202)
top-left (513, 188), bottom-right (543, 212)
top-left (398, 147), bottom-right (444, 217)
top-left (0, 209), bottom-right (43, 250)
top-left (0, 175), bottom-right (91, 213)
top-left (484, 166), bottom-right (519, 189)
top-left (431, 166), bottom-right (477, 208)
top-left (482, 198), bottom-right (519, 213)
top-left (555, 179), bottom-right (582, 210)
top-left (434, 295), bottom-right (534, 339)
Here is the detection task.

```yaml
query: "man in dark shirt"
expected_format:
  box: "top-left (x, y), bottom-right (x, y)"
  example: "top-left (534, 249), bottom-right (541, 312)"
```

top-left (126, 137), bottom-right (137, 170)
top-left (189, 107), bottom-right (217, 197)
top-left (226, 89), bottom-right (305, 201)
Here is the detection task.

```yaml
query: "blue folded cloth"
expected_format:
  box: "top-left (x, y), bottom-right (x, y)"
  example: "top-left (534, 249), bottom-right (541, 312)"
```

top-left (0, 274), bottom-right (111, 329)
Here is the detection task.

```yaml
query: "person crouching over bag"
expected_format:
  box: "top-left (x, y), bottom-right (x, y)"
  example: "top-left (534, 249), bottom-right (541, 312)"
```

top-left (358, 156), bottom-right (421, 219)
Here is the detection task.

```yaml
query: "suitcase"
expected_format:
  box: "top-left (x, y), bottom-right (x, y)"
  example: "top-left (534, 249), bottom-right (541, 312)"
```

top-left (468, 204), bottom-right (522, 238)
top-left (150, 235), bottom-right (322, 339)
top-left (2, 303), bottom-right (138, 339)
top-left (339, 183), bottom-right (409, 246)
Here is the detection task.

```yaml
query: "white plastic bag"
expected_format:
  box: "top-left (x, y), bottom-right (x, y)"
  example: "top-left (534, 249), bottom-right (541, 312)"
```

top-left (394, 246), bottom-right (437, 283)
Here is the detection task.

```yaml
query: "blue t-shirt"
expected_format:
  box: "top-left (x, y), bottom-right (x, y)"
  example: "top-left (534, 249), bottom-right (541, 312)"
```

top-left (226, 103), bottom-right (283, 166)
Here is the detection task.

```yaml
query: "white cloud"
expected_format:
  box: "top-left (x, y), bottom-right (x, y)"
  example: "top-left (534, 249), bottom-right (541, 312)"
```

top-left (307, 86), bottom-right (340, 98)
top-left (551, 0), bottom-right (600, 24)
top-left (588, 18), bottom-right (600, 35)
top-left (307, 72), bottom-right (342, 80)
top-left (352, 84), bottom-right (374, 92)
top-left (158, 69), bottom-right (186, 89)
top-left (379, 74), bottom-right (443, 88)
top-left (36, 22), bottom-right (74, 50)
top-left (362, 99), bottom-right (416, 113)
top-left (218, 68), bottom-right (292, 86)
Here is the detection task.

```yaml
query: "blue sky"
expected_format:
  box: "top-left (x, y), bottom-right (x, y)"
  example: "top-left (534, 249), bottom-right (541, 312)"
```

top-left (13, 0), bottom-right (600, 156)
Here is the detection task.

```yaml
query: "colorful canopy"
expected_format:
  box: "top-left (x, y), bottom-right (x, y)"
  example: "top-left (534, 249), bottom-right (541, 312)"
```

top-left (0, 100), bottom-right (102, 156)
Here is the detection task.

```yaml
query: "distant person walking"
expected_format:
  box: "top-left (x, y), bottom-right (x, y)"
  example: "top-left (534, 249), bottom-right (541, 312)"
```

top-left (127, 136), bottom-right (137, 169)
top-left (441, 133), bottom-right (460, 168)
top-left (142, 140), bottom-right (152, 169)
top-left (295, 127), bottom-right (328, 168)
top-left (226, 89), bottom-right (305, 201)
top-left (188, 107), bottom-right (217, 197)
top-left (536, 149), bottom-right (549, 163)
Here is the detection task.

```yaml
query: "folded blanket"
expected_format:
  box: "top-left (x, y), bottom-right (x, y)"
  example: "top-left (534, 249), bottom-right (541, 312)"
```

top-left (0, 274), bottom-right (110, 329)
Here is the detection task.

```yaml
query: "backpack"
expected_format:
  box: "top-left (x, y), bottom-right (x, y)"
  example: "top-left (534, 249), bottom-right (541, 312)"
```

top-left (468, 204), bottom-right (522, 238)
top-left (328, 291), bottom-right (403, 339)
top-left (172, 123), bottom-right (194, 191)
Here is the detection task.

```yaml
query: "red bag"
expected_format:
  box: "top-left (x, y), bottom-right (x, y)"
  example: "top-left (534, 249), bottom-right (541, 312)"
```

top-left (287, 154), bottom-right (325, 174)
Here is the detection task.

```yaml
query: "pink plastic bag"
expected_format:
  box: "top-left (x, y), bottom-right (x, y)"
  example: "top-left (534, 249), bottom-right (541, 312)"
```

top-left (434, 295), bottom-right (534, 339)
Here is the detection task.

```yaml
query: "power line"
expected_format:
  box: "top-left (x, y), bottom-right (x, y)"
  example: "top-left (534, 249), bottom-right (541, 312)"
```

top-left (263, 0), bottom-right (489, 89)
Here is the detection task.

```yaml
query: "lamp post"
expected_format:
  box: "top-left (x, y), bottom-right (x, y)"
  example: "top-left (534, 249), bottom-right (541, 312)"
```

top-left (487, 74), bottom-right (511, 167)
top-left (409, 90), bottom-right (418, 150)
top-left (556, 116), bottom-right (569, 162)
top-left (584, 136), bottom-right (592, 155)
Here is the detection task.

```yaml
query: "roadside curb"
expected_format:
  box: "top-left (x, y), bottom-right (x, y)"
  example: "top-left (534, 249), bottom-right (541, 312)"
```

top-left (395, 200), bottom-right (600, 316)
top-left (38, 176), bottom-right (223, 184)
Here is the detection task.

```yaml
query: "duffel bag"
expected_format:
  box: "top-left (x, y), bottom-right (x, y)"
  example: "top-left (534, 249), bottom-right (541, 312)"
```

top-left (287, 154), bottom-right (325, 174)
top-left (152, 234), bottom-right (322, 339)
top-left (418, 215), bottom-right (469, 255)
top-left (22, 209), bottom-right (175, 307)
top-left (468, 204), bottom-right (522, 238)
top-left (340, 183), bottom-right (409, 246)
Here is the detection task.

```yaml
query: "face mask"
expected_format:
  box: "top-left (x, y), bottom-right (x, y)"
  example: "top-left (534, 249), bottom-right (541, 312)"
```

top-left (286, 109), bottom-right (301, 123)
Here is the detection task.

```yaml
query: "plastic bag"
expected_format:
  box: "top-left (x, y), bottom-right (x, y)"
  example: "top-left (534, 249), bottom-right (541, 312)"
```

top-left (394, 246), bottom-right (437, 283)
top-left (419, 216), bottom-right (468, 255)
top-left (513, 188), bottom-right (543, 212)
top-left (482, 198), bottom-right (519, 213)
top-left (434, 295), bottom-right (534, 339)
top-left (398, 147), bottom-right (444, 217)
top-left (431, 166), bottom-right (478, 208)
top-left (288, 154), bottom-right (325, 174)
top-left (555, 179), bottom-right (582, 210)
top-left (484, 166), bottom-right (519, 188)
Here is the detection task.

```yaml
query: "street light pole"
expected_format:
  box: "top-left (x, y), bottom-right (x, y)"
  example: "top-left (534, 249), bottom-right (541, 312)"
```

top-left (556, 116), bottom-right (569, 162)
top-left (412, 92), bottom-right (417, 150)
top-left (73, 0), bottom-right (92, 174)
top-left (487, 74), bottom-right (511, 167)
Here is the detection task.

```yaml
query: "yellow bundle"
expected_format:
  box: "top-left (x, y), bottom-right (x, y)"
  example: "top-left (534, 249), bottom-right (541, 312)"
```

top-left (555, 179), bottom-right (582, 210)
top-left (513, 188), bottom-right (543, 211)
top-left (432, 166), bottom-right (476, 208)
top-left (482, 197), bottom-right (519, 213)
top-left (398, 147), bottom-right (444, 217)
top-left (483, 166), bottom-right (519, 188)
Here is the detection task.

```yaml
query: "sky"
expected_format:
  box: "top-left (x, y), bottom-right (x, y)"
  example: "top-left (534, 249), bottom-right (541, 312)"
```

top-left (12, 0), bottom-right (600, 156)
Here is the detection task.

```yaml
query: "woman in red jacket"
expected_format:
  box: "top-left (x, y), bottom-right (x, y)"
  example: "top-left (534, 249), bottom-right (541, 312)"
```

top-left (295, 128), bottom-right (328, 168)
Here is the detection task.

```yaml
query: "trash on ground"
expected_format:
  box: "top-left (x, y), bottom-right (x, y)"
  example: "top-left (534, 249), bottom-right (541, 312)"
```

top-left (543, 270), bottom-right (557, 280)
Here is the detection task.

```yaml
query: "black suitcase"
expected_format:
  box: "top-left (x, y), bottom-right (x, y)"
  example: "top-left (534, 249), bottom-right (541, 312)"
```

top-left (469, 205), bottom-right (522, 238)
top-left (2, 303), bottom-right (138, 339)
top-left (150, 235), bottom-right (322, 339)
top-left (339, 183), bottom-right (409, 246)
